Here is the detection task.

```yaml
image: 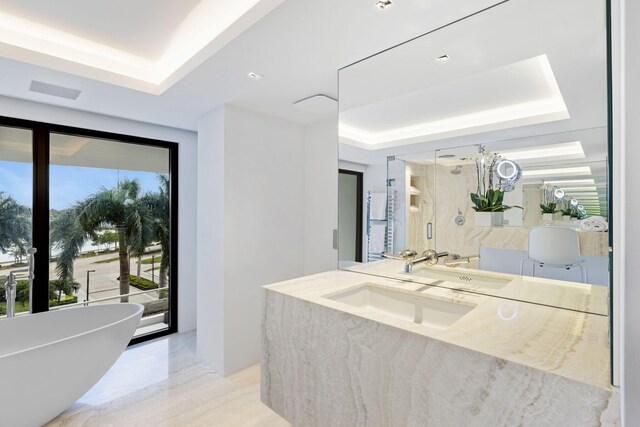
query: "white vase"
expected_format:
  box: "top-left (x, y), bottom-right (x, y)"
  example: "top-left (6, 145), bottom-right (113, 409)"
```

top-left (475, 211), bottom-right (503, 227)
top-left (563, 215), bottom-right (571, 221)
top-left (542, 213), bottom-right (554, 223)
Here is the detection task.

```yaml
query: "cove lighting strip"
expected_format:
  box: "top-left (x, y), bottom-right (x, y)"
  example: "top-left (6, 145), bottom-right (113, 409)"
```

top-left (543, 179), bottom-right (596, 186)
top-left (522, 166), bottom-right (592, 178)
top-left (0, 0), bottom-right (282, 93)
top-left (340, 55), bottom-right (569, 149)
top-left (499, 141), bottom-right (584, 161)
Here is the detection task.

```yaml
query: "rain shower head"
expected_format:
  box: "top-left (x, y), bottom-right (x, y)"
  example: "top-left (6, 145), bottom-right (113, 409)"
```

top-left (451, 165), bottom-right (462, 175)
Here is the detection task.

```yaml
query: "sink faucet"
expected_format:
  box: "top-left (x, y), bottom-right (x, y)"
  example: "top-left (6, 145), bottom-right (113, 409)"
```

top-left (3, 247), bottom-right (36, 318)
top-left (443, 254), bottom-right (480, 268)
top-left (383, 249), bottom-right (417, 261)
top-left (404, 250), bottom-right (449, 273)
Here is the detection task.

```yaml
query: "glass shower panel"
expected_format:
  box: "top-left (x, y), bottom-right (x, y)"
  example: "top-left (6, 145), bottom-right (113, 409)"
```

top-left (49, 134), bottom-right (171, 337)
top-left (0, 125), bottom-right (32, 316)
top-left (433, 145), bottom-right (483, 265)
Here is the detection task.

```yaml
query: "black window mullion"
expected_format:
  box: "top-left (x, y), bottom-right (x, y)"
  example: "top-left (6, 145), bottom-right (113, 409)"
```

top-left (31, 125), bottom-right (50, 313)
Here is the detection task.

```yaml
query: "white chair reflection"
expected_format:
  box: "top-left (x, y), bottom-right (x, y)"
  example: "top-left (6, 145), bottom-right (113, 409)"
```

top-left (520, 226), bottom-right (588, 283)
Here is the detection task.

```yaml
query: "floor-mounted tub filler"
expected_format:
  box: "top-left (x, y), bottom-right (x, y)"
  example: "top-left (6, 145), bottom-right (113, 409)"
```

top-left (0, 303), bottom-right (143, 426)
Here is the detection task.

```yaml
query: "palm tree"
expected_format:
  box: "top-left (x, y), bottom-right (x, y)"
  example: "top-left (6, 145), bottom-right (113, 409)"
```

top-left (0, 191), bottom-right (31, 255)
top-left (145, 174), bottom-right (170, 289)
top-left (51, 179), bottom-right (154, 302)
top-left (50, 208), bottom-right (86, 283)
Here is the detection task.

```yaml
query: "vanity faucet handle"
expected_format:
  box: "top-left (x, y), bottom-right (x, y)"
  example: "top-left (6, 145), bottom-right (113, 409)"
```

top-left (444, 254), bottom-right (480, 267)
top-left (383, 249), bottom-right (417, 260)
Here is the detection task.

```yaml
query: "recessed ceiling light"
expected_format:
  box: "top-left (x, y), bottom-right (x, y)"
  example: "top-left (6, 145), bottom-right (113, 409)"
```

top-left (375, 0), bottom-right (393, 10)
top-left (247, 72), bottom-right (264, 80)
top-left (435, 54), bottom-right (450, 63)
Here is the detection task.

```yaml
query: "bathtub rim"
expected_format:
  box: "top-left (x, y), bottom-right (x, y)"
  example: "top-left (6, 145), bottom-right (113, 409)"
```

top-left (0, 303), bottom-right (144, 360)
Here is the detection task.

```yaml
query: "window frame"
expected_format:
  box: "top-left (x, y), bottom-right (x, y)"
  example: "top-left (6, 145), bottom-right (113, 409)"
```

top-left (0, 115), bottom-right (179, 345)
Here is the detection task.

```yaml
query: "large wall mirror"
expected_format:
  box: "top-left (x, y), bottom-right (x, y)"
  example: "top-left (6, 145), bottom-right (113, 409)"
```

top-left (337, 0), bottom-right (610, 316)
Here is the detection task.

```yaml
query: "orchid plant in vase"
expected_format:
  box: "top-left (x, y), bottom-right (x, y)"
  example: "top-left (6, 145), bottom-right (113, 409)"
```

top-left (466, 146), bottom-right (522, 226)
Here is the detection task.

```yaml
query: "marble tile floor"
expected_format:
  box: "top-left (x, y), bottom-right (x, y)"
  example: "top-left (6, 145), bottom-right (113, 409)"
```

top-left (47, 331), bottom-right (289, 426)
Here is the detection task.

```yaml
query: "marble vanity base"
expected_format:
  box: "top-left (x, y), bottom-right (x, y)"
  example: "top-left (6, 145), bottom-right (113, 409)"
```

top-left (262, 288), bottom-right (620, 426)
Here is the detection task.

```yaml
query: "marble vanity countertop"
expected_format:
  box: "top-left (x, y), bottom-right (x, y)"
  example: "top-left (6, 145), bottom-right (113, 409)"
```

top-left (263, 268), bottom-right (612, 391)
top-left (346, 259), bottom-right (609, 315)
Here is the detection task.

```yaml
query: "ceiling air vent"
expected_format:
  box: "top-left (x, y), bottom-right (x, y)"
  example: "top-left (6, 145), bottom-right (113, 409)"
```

top-left (293, 94), bottom-right (337, 114)
top-left (29, 80), bottom-right (81, 100)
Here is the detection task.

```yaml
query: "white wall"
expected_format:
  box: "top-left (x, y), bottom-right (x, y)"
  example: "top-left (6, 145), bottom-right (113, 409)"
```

top-left (197, 105), bottom-right (307, 376)
top-left (619, 0), bottom-right (640, 423)
top-left (0, 96), bottom-right (198, 333)
top-left (196, 106), bottom-right (225, 372)
top-left (304, 119), bottom-right (338, 274)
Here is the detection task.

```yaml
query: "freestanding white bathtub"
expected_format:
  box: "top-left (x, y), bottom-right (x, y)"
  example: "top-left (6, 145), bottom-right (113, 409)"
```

top-left (0, 303), bottom-right (143, 427)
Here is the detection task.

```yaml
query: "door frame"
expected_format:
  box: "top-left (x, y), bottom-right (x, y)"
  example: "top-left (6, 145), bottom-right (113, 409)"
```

top-left (339, 169), bottom-right (363, 262)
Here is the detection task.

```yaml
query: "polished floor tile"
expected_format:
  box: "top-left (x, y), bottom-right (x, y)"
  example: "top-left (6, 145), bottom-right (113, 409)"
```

top-left (47, 332), bottom-right (289, 426)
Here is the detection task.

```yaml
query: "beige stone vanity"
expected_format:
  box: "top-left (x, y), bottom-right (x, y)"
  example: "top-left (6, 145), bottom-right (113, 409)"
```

top-left (261, 264), bottom-right (619, 426)
top-left (347, 259), bottom-right (609, 315)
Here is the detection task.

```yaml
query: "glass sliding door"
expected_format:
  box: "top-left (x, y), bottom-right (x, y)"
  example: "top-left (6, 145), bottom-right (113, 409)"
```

top-left (48, 133), bottom-right (173, 337)
top-left (0, 125), bottom-right (33, 316)
top-left (0, 116), bottom-right (178, 342)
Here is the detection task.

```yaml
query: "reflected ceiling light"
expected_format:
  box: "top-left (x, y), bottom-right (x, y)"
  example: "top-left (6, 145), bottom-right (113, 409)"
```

top-left (435, 54), bottom-right (451, 63)
top-left (0, 0), bottom-right (280, 93)
top-left (499, 141), bottom-right (584, 161)
top-left (544, 179), bottom-right (595, 186)
top-left (339, 55), bottom-right (569, 148)
top-left (247, 72), bottom-right (264, 80)
top-left (522, 166), bottom-right (592, 178)
top-left (375, 0), bottom-right (393, 9)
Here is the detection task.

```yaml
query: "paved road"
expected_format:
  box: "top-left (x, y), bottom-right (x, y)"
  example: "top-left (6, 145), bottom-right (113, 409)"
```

top-left (62, 246), bottom-right (165, 304)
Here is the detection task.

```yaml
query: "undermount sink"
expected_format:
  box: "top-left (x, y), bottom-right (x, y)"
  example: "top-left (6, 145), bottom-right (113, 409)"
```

top-left (325, 283), bottom-right (476, 330)
top-left (410, 268), bottom-right (511, 290)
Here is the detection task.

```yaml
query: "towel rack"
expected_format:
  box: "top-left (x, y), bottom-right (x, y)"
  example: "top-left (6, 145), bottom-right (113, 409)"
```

top-left (366, 187), bottom-right (395, 262)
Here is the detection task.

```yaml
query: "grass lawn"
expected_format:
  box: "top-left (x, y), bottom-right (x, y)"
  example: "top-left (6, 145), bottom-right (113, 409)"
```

top-left (129, 275), bottom-right (158, 290)
top-left (140, 255), bottom-right (162, 265)
top-left (0, 262), bottom-right (28, 271)
top-left (0, 300), bottom-right (29, 315)
top-left (0, 296), bottom-right (76, 315)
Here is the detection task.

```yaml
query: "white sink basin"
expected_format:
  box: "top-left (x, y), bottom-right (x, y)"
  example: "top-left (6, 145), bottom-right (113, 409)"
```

top-left (411, 269), bottom-right (511, 290)
top-left (325, 283), bottom-right (476, 330)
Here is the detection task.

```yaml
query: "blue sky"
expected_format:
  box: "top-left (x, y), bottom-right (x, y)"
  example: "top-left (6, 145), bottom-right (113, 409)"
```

top-left (0, 161), bottom-right (164, 210)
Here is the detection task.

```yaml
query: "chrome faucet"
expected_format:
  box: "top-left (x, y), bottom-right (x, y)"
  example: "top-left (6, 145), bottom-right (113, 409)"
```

top-left (383, 249), bottom-right (418, 265)
top-left (3, 247), bottom-right (36, 318)
top-left (443, 254), bottom-right (480, 268)
top-left (403, 249), bottom-right (449, 273)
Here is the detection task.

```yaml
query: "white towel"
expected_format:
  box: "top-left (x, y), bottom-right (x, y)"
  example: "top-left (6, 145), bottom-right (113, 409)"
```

top-left (370, 192), bottom-right (387, 220)
top-left (580, 216), bottom-right (608, 232)
top-left (369, 223), bottom-right (387, 253)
